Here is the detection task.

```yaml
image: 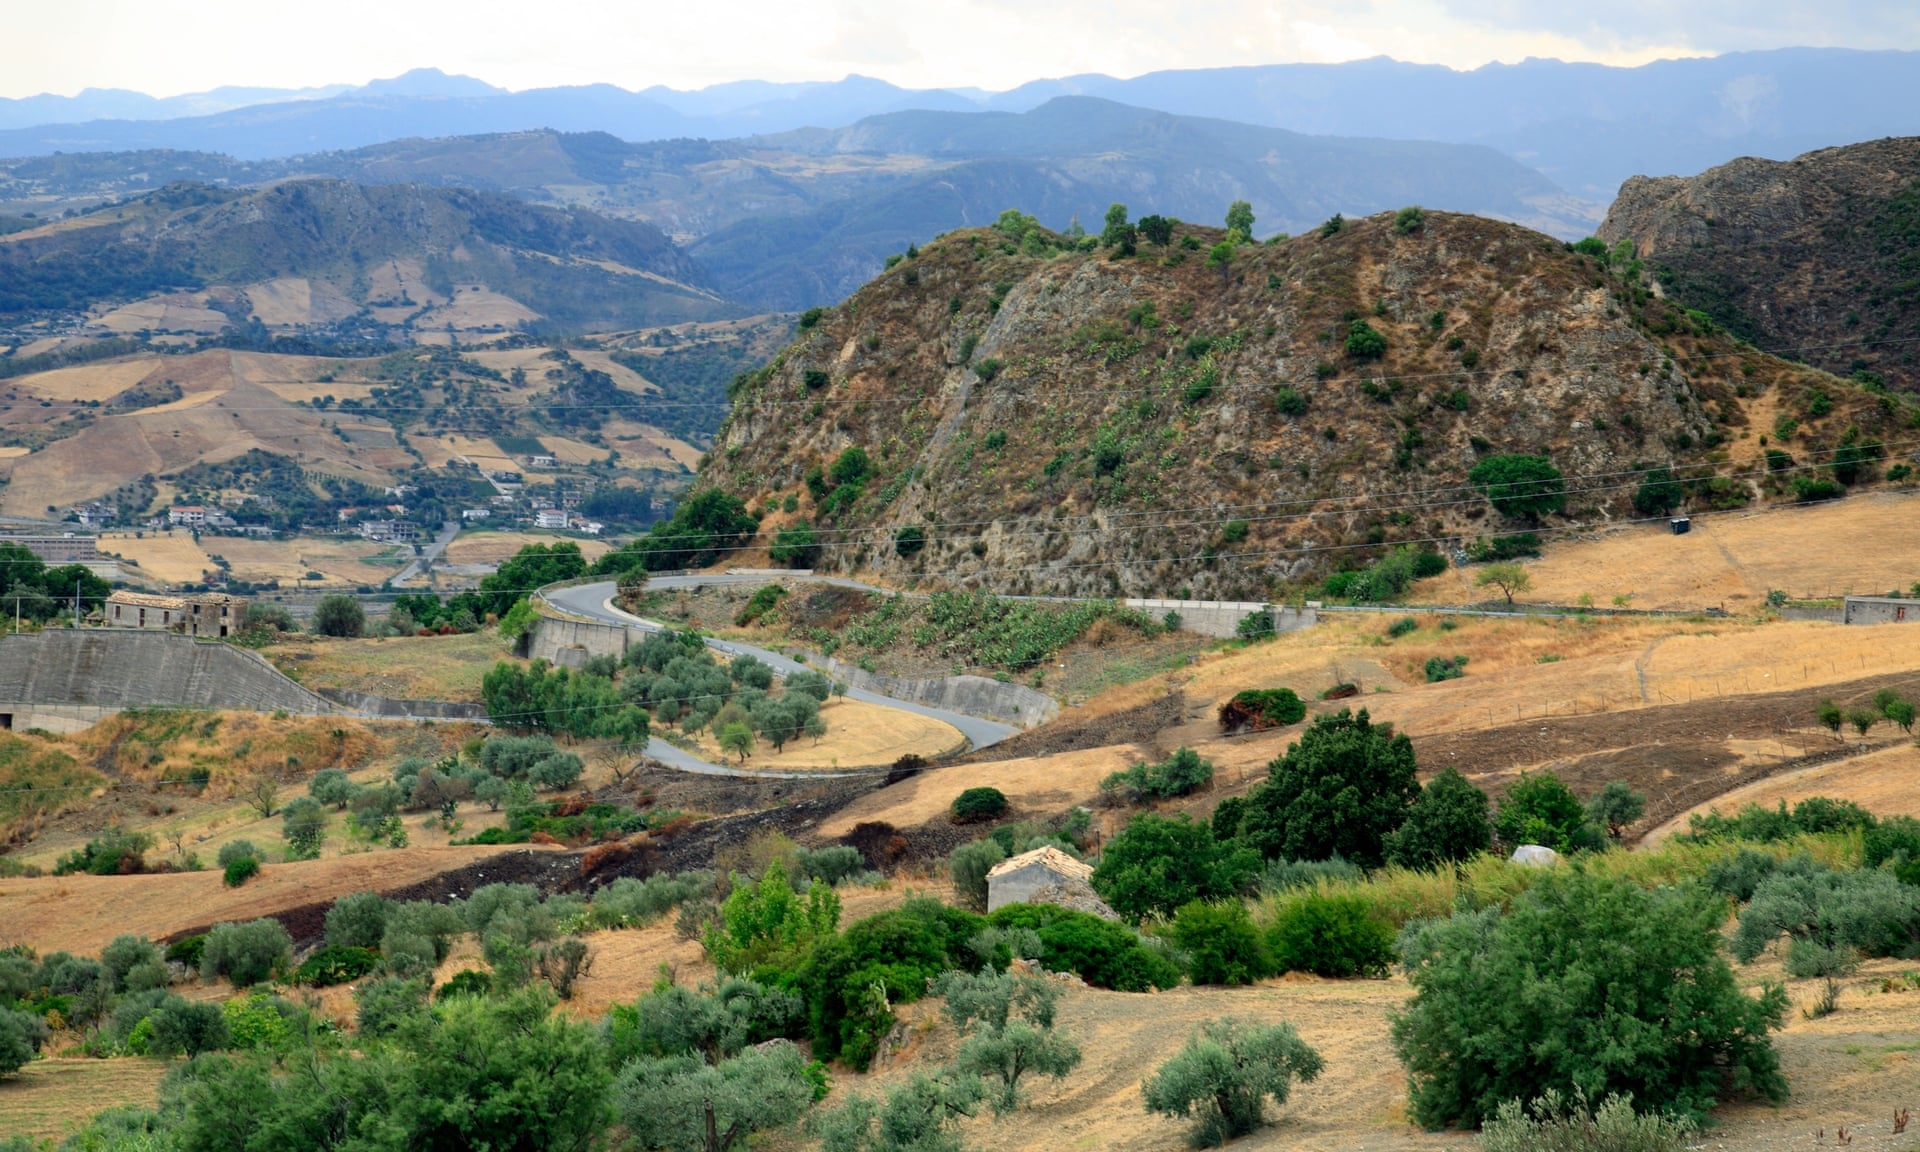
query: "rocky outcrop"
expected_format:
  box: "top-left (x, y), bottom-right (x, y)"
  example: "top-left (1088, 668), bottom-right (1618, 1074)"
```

top-left (705, 212), bottom-right (1909, 599)
top-left (1602, 138), bottom-right (1920, 395)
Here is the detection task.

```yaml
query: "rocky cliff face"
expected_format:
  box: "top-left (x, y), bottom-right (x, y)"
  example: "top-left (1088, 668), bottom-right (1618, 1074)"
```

top-left (705, 211), bottom-right (1909, 599)
top-left (1601, 138), bottom-right (1920, 396)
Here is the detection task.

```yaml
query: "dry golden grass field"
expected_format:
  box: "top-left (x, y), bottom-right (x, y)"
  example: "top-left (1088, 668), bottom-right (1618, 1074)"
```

top-left (1413, 489), bottom-right (1920, 612)
top-left (99, 529), bottom-right (400, 587)
top-left (242, 277), bottom-right (359, 328)
top-left (0, 350), bottom-right (411, 515)
top-left (0, 1058), bottom-right (170, 1143)
top-left (0, 846), bottom-right (546, 955)
top-left (1648, 742), bottom-right (1920, 843)
top-left (680, 696), bottom-right (964, 771)
top-left (441, 530), bottom-right (612, 566)
top-left (94, 295), bottom-right (228, 336)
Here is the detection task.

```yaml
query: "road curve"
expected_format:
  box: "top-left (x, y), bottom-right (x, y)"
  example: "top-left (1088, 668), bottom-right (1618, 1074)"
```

top-left (542, 581), bottom-right (1019, 777)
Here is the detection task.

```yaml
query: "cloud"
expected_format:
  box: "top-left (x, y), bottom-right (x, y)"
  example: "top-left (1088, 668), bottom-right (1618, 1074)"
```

top-left (2, 0), bottom-right (1914, 100)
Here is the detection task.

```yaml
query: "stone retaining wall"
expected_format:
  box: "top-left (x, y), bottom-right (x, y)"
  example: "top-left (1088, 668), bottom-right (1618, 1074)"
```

top-left (797, 650), bottom-right (1059, 729)
top-left (316, 688), bottom-right (489, 721)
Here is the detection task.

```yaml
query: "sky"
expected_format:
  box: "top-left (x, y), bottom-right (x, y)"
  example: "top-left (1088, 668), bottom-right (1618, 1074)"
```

top-left (7, 0), bottom-right (1919, 99)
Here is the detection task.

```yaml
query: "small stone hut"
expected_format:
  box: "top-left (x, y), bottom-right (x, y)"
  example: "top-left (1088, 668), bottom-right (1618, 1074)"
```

top-left (986, 846), bottom-right (1112, 917)
top-left (1844, 596), bottom-right (1916, 625)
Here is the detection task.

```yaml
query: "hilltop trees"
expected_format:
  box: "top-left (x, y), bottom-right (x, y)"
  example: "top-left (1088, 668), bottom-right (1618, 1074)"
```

top-left (1101, 204), bottom-right (1137, 255)
top-left (1225, 200), bottom-right (1255, 243)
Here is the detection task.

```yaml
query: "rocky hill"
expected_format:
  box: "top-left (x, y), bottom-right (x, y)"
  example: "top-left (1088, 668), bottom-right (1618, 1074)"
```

top-left (705, 210), bottom-right (1915, 599)
top-left (0, 179), bottom-right (734, 333)
top-left (1601, 137), bottom-right (1920, 397)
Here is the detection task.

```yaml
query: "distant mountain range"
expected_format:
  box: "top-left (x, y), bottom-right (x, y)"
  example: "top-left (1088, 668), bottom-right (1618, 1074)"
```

top-left (6, 50), bottom-right (1919, 199)
top-left (0, 97), bottom-right (1596, 311)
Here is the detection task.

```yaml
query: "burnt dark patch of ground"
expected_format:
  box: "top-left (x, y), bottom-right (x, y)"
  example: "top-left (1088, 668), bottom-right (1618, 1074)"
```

top-left (957, 690), bottom-right (1188, 764)
top-left (1413, 670), bottom-right (1920, 831)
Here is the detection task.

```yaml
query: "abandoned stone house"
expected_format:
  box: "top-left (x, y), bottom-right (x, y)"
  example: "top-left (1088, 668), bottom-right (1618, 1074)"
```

top-left (1844, 595), bottom-right (1917, 625)
top-left (985, 845), bottom-right (1114, 918)
top-left (103, 591), bottom-right (248, 637)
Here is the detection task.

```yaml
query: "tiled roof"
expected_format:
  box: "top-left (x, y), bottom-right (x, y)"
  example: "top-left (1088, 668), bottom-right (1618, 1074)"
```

top-left (986, 845), bottom-right (1094, 883)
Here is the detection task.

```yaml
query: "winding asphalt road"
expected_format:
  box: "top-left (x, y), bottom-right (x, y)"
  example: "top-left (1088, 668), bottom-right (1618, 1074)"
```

top-left (543, 580), bottom-right (1018, 777)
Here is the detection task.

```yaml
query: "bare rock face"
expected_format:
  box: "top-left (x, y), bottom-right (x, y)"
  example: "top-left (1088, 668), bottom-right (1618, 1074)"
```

top-left (704, 211), bottom-right (1907, 599)
top-left (1601, 138), bottom-right (1920, 396)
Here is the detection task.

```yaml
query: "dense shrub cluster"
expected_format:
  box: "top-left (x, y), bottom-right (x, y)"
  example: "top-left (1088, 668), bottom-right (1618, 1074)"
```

top-left (1101, 747), bottom-right (1215, 803)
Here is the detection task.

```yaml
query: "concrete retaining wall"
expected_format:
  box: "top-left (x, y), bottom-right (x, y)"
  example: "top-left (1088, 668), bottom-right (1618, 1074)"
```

top-left (527, 615), bottom-right (635, 666)
top-left (798, 650), bottom-right (1059, 729)
top-left (1126, 598), bottom-right (1317, 639)
top-left (316, 688), bottom-right (488, 721)
top-left (0, 631), bottom-right (337, 720)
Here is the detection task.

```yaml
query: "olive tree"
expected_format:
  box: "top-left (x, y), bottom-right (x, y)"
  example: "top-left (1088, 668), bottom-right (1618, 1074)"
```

top-left (1142, 1017), bottom-right (1324, 1146)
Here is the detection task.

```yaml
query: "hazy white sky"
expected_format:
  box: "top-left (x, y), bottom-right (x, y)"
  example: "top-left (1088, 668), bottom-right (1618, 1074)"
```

top-left (8, 0), bottom-right (1917, 98)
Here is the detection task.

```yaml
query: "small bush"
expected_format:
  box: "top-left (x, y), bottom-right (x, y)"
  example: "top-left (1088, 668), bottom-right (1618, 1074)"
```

top-left (0, 1008), bottom-right (50, 1078)
top-left (164, 935), bottom-right (206, 968)
top-left (949, 838), bottom-right (1008, 911)
top-left (1103, 747), bottom-right (1214, 802)
top-left (222, 856), bottom-right (260, 888)
top-left (436, 969), bottom-right (492, 1000)
top-left (1173, 901), bottom-right (1270, 986)
top-left (1265, 891), bottom-right (1396, 978)
top-left (987, 904), bottom-right (1181, 991)
top-left (1216, 689), bottom-right (1306, 732)
top-left (1234, 607), bottom-right (1276, 640)
top-left (216, 840), bottom-right (258, 868)
top-left (951, 787), bottom-right (1009, 824)
top-left (293, 945), bottom-right (380, 987)
top-left (1424, 655), bottom-right (1467, 682)
top-left (1386, 616), bottom-right (1418, 638)
top-left (1274, 387), bottom-right (1309, 417)
top-left (1480, 1090), bottom-right (1696, 1152)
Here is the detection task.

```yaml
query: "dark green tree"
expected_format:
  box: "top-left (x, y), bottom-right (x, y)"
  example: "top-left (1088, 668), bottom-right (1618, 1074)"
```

top-left (1495, 772), bottom-right (1602, 853)
top-left (1138, 214), bottom-right (1175, 247)
top-left (1632, 466), bottom-right (1686, 515)
top-left (313, 594), bottom-right (364, 638)
top-left (1382, 767), bottom-right (1492, 869)
top-left (1100, 203), bottom-right (1137, 255)
top-left (1090, 814), bottom-right (1259, 922)
top-left (1468, 454), bottom-right (1567, 520)
top-left (768, 524), bottom-right (819, 568)
top-left (1240, 709), bottom-right (1420, 868)
top-left (1344, 320), bottom-right (1387, 359)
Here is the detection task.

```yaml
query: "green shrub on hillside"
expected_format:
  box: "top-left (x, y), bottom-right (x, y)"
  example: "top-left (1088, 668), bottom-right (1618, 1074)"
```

top-left (1173, 902), bottom-right (1269, 986)
top-left (1392, 869), bottom-right (1787, 1127)
top-left (222, 856), bottom-right (260, 888)
top-left (1102, 747), bottom-right (1214, 803)
top-left (1480, 1090), bottom-right (1696, 1152)
top-left (200, 919), bottom-right (292, 988)
top-left (1731, 866), bottom-right (1920, 976)
top-left (1468, 455), bottom-right (1567, 520)
top-left (800, 897), bottom-right (996, 1069)
top-left (1265, 892), bottom-right (1396, 978)
top-left (951, 786), bottom-right (1009, 824)
top-left (293, 946), bottom-right (380, 987)
top-left (985, 904), bottom-right (1181, 992)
